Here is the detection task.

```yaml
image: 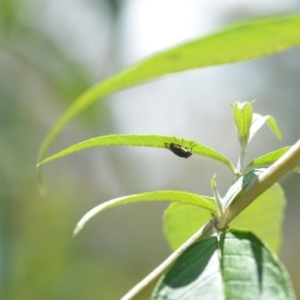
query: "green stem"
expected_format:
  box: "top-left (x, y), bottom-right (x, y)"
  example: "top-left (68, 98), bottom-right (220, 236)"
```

top-left (121, 220), bottom-right (214, 300)
top-left (211, 176), bottom-right (223, 216)
top-left (219, 138), bottom-right (300, 230)
top-left (234, 149), bottom-right (246, 181)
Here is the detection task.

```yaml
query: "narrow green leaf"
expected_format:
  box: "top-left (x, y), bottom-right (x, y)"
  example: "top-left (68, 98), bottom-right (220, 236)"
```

top-left (249, 113), bottom-right (283, 142)
top-left (244, 146), bottom-right (290, 173)
top-left (37, 134), bottom-right (235, 171)
top-left (73, 190), bottom-right (217, 236)
top-left (152, 230), bottom-right (295, 300)
top-left (38, 15), bottom-right (300, 163)
top-left (163, 202), bottom-right (212, 251)
top-left (231, 184), bottom-right (286, 253)
top-left (231, 101), bottom-right (253, 147)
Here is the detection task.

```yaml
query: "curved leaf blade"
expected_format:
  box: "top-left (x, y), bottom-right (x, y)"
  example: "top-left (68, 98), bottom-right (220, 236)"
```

top-left (73, 190), bottom-right (217, 236)
top-left (163, 202), bottom-right (212, 251)
top-left (244, 146), bottom-right (290, 173)
top-left (152, 229), bottom-right (295, 300)
top-left (37, 134), bottom-right (235, 172)
top-left (249, 113), bottom-right (283, 142)
top-left (223, 168), bottom-right (266, 210)
top-left (38, 15), bottom-right (300, 162)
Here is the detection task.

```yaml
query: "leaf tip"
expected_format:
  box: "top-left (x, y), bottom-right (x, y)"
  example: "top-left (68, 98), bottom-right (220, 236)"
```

top-left (211, 174), bottom-right (217, 189)
top-left (277, 132), bottom-right (283, 140)
top-left (73, 225), bottom-right (82, 237)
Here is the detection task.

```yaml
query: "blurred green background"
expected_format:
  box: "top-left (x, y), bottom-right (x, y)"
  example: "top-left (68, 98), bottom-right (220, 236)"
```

top-left (1, 0), bottom-right (300, 299)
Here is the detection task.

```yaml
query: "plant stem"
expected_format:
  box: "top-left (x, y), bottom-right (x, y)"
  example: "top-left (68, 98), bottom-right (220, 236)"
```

top-left (220, 138), bottom-right (300, 229)
top-left (211, 176), bottom-right (223, 216)
top-left (121, 220), bottom-right (214, 300)
top-left (234, 148), bottom-right (246, 181)
top-left (122, 139), bottom-right (300, 299)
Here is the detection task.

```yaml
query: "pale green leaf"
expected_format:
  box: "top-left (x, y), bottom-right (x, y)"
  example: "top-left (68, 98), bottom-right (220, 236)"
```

top-left (73, 190), bottom-right (217, 236)
top-left (163, 184), bottom-right (286, 254)
top-left (249, 113), bottom-right (283, 142)
top-left (38, 15), bottom-right (300, 163)
top-left (231, 102), bottom-right (253, 147)
top-left (163, 202), bottom-right (212, 251)
top-left (37, 134), bottom-right (235, 172)
top-left (152, 230), bottom-right (295, 299)
top-left (244, 146), bottom-right (290, 173)
top-left (231, 184), bottom-right (286, 253)
top-left (223, 168), bottom-right (266, 210)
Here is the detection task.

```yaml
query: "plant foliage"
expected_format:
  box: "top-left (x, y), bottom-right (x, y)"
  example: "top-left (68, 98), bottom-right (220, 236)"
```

top-left (37, 14), bottom-right (300, 299)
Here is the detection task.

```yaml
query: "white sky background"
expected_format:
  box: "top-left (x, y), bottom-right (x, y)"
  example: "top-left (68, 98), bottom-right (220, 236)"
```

top-left (119, 0), bottom-right (296, 62)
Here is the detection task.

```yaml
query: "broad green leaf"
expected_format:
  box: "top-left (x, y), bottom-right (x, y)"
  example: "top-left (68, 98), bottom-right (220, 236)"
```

top-left (37, 134), bottom-right (235, 172)
top-left (231, 184), bottom-right (286, 253)
top-left (249, 113), bottom-right (283, 142)
top-left (230, 101), bottom-right (253, 147)
top-left (163, 185), bottom-right (285, 254)
top-left (223, 168), bottom-right (266, 210)
top-left (163, 202), bottom-right (212, 251)
top-left (152, 229), bottom-right (295, 300)
top-left (38, 15), bottom-right (300, 163)
top-left (244, 146), bottom-right (290, 173)
top-left (73, 190), bottom-right (217, 236)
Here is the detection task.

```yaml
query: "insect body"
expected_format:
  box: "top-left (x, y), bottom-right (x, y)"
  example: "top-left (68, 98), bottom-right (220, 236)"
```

top-left (164, 138), bottom-right (195, 158)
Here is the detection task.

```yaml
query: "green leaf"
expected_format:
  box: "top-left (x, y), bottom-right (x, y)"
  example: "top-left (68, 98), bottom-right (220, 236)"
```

top-left (223, 168), bottom-right (266, 210)
top-left (73, 190), bottom-right (217, 236)
top-left (231, 184), bottom-right (286, 253)
top-left (38, 14), bottom-right (300, 163)
top-left (163, 202), bottom-right (212, 251)
top-left (249, 113), bottom-right (283, 142)
top-left (37, 134), bottom-right (235, 172)
top-left (152, 229), bottom-right (295, 300)
top-left (244, 146), bottom-right (290, 173)
top-left (163, 185), bottom-right (285, 254)
top-left (230, 101), bottom-right (253, 147)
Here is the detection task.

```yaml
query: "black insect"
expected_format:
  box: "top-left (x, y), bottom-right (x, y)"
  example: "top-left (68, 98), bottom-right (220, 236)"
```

top-left (164, 138), bottom-right (195, 159)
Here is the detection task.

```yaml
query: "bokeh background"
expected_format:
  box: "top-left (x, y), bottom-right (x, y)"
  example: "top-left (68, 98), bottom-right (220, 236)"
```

top-left (1, 0), bottom-right (300, 299)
